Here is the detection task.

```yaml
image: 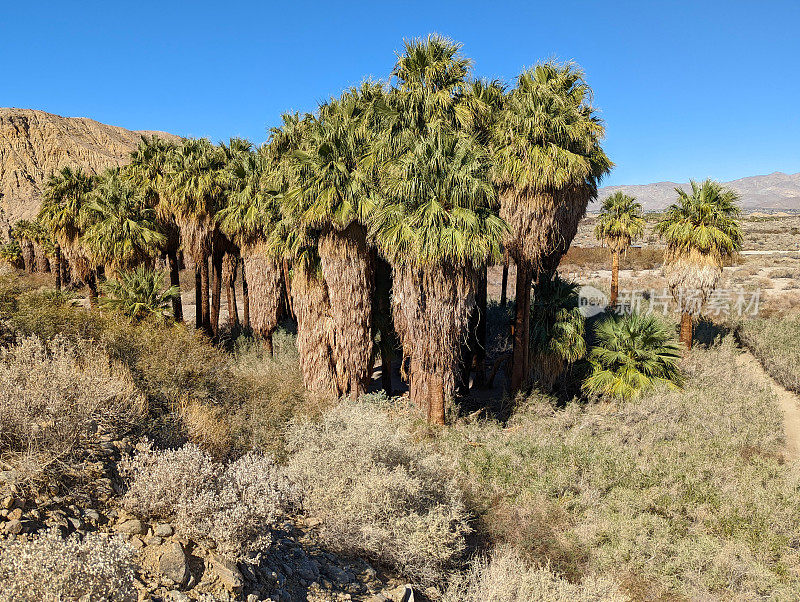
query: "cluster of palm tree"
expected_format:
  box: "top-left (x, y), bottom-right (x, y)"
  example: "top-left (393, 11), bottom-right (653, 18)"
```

top-left (24, 35), bottom-right (612, 423)
top-left (595, 179), bottom-right (743, 349)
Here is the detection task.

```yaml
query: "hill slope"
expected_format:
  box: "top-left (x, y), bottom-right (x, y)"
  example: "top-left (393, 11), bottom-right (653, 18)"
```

top-left (0, 108), bottom-right (178, 233)
top-left (596, 171), bottom-right (800, 213)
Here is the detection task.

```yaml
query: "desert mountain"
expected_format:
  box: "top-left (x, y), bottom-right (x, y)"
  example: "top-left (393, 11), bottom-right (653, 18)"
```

top-left (595, 171), bottom-right (800, 213)
top-left (0, 108), bottom-right (179, 234)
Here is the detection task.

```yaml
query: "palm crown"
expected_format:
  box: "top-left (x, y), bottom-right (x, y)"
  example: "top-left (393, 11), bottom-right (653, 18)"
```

top-left (594, 192), bottom-right (645, 252)
top-left (656, 179), bottom-right (743, 263)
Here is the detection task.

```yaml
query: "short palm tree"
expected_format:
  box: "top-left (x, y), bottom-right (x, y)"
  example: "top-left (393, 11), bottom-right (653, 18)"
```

top-left (82, 169), bottom-right (165, 276)
top-left (101, 266), bottom-right (179, 322)
top-left (529, 275), bottom-right (586, 391)
top-left (10, 220), bottom-right (37, 273)
top-left (583, 312), bottom-right (682, 400)
top-left (494, 62), bottom-right (612, 392)
top-left (0, 240), bottom-right (23, 269)
top-left (38, 166), bottom-right (96, 300)
top-left (655, 179), bottom-right (742, 349)
top-left (594, 192), bottom-right (645, 306)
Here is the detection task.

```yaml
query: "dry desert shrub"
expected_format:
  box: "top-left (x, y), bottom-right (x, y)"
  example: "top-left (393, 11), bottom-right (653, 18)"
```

top-left (739, 314), bottom-right (800, 391)
top-left (442, 339), bottom-right (800, 599)
top-left (0, 335), bottom-right (145, 494)
top-left (443, 547), bottom-right (628, 602)
top-left (285, 399), bottom-right (471, 585)
top-left (120, 442), bottom-right (295, 560)
top-left (0, 529), bottom-right (138, 602)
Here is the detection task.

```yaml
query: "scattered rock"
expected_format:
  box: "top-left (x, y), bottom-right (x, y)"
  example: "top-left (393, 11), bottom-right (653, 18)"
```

top-left (7, 508), bottom-right (22, 521)
top-left (114, 518), bottom-right (147, 535)
top-left (154, 523), bottom-right (173, 537)
top-left (5, 519), bottom-right (23, 534)
top-left (158, 541), bottom-right (190, 587)
top-left (209, 553), bottom-right (243, 592)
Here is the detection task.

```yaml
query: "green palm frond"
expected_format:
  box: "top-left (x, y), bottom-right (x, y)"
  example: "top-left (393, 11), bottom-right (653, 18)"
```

top-left (583, 312), bottom-right (683, 400)
top-left (100, 266), bottom-right (179, 322)
top-left (594, 192), bottom-right (645, 251)
top-left (655, 179), bottom-right (743, 262)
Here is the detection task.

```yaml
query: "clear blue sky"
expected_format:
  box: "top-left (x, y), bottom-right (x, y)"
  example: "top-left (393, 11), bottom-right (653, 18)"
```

top-left (2, 0), bottom-right (798, 186)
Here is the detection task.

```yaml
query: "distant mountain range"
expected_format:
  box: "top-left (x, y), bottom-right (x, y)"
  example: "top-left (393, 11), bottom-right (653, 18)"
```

top-left (0, 108), bottom-right (178, 234)
top-left (595, 172), bottom-right (800, 213)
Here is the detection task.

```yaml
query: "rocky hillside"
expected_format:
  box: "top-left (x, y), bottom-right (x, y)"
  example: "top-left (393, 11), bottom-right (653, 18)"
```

top-left (0, 108), bottom-right (178, 233)
top-left (595, 171), bottom-right (800, 213)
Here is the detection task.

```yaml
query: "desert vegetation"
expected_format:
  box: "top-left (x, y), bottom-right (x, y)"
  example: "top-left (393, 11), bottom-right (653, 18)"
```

top-left (0, 32), bottom-right (799, 602)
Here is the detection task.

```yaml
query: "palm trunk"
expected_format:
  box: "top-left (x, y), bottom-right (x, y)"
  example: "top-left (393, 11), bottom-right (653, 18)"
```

top-left (510, 261), bottom-right (532, 392)
top-left (20, 240), bottom-right (34, 273)
top-left (474, 266), bottom-right (488, 388)
top-left (292, 265), bottom-right (337, 394)
top-left (210, 246), bottom-right (224, 338)
top-left (242, 252), bottom-right (284, 355)
top-left (680, 311), bottom-right (693, 350)
top-left (394, 262), bottom-right (476, 424)
top-left (194, 267), bottom-right (203, 329)
top-left (60, 256), bottom-right (70, 287)
top-left (34, 244), bottom-right (49, 273)
top-left (200, 256), bottom-right (211, 332)
top-left (500, 250), bottom-right (509, 309)
top-left (610, 249), bottom-right (620, 307)
top-left (240, 258), bottom-right (250, 330)
top-left (319, 224), bottom-right (373, 400)
top-left (223, 253), bottom-right (239, 328)
top-left (168, 249), bottom-right (183, 322)
top-left (87, 270), bottom-right (99, 308)
top-left (54, 245), bottom-right (62, 292)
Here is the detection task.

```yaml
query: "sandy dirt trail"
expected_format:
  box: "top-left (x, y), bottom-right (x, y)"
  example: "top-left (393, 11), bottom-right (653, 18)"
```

top-left (736, 350), bottom-right (800, 461)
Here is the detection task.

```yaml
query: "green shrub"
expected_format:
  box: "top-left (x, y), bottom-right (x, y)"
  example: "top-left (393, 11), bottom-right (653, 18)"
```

top-left (100, 266), bottom-right (178, 322)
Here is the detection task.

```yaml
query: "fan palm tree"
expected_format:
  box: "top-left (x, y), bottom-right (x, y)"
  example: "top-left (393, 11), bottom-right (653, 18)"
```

top-left (373, 128), bottom-right (505, 424)
top-left (218, 140), bottom-right (285, 354)
top-left (82, 169), bottom-right (165, 276)
top-left (164, 138), bottom-right (226, 333)
top-left (10, 220), bottom-right (36, 273)
top-left (583, 312), bottom-right (682, 400)
top-left (529, 275), bottom-right (586, 391)
top-left (285, 84), bottom-right (383, 398)
top-left (128, 135), bottom-right (183, 321)
top-left (594, 192), bottom-right (645, 306)
top-left (494, 62), bottom-right (612, 392)
top-left (101, 266), bottom-right (179, 323)
top-left (0, 240), bottom-right (23, 269)
top-left (655, 179), bottom-right (742, 349)
top-left (38, 166), bottom-right (96, 301)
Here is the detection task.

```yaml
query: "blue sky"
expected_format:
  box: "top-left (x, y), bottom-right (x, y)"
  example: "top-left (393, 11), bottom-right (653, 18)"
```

top-left (2, 1), bottom-right (798, 186)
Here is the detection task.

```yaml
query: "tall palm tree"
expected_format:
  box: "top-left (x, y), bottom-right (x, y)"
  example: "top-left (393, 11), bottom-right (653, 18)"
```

top-left (655, 179), bottom-right (742, 349)
top-left (494, 62), bottom-right (612, 392)
top-left (285, 84), bottom-right (382, 399)
top-left (594, 192), bottom-right (645, 306)
top-left (81, 169), bottom-right (165, 276)
top-left (128, 135), bottom-right (183, 321)
top-left (164, 139), bottom-right (226, 333)
top-left (373, 128), bottom-right (505, 424)
top-left (38, 166), bottom-right (96, 301)
top-left (583, 312), bottom-right (682, 400)
top-left (218, 140), bottom-right (285, 354)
